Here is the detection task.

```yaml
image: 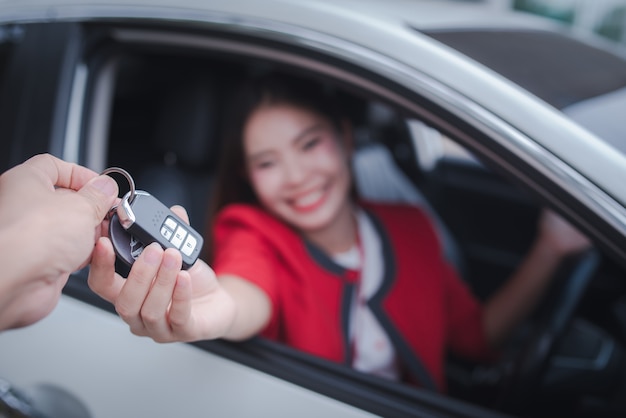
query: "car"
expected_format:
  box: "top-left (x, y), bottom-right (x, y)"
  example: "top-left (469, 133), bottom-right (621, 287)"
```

top-left (1, 0), bottom-right (626, 417)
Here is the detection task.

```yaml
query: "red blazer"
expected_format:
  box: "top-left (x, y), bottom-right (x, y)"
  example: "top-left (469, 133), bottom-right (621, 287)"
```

top-left (213, 202), bottom-right (491, 391)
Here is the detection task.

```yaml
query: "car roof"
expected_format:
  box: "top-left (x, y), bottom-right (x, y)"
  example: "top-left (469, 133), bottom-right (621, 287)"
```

top-left (0, 0), bottom-right (560, 26)
top-left (2, 0), bottom-right (626, 207)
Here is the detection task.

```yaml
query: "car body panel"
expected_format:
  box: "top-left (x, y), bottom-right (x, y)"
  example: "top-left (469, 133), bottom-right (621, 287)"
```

top-left (0, 296), bottom-right (378, 418)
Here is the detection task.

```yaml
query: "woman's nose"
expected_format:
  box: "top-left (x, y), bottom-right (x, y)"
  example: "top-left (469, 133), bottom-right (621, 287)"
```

top-left (282, 156), bottom-right (306, 185)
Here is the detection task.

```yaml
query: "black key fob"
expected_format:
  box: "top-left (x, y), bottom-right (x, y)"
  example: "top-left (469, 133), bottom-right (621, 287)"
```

top-left (109, 190), bottom-right (203, 270)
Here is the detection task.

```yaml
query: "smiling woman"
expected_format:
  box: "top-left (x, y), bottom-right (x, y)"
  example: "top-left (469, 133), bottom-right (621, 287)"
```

top-left (214, 74), bottom-right (355, 254)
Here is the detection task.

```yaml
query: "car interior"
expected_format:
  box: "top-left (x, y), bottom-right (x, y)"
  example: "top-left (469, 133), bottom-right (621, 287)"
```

top-left (59, 23), bottom-right (626, 418)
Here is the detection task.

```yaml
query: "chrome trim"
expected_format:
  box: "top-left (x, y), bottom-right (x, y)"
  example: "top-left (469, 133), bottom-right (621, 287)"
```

top-left (63, 63), bottom-right (88, 163)
top-left (86, 57), bottom-right (118, 173)
top-left (102, 166), bottom-right (136, 204)
top-left (117, 190), bottom-right (141, 229)
top-left (110, 26), bottom-right (626, 259)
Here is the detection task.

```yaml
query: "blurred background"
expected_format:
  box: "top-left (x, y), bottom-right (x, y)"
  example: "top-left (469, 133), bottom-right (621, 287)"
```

top-left (483, 0), bottom-right (626, 49)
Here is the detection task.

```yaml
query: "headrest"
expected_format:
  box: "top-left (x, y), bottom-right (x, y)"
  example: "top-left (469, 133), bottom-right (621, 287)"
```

top-left (154, 75), bottom-right (218, 168)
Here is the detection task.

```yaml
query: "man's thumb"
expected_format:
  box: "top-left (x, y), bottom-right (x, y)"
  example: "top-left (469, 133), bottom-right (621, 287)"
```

top-left (78, 175), bottom-right (119, 221)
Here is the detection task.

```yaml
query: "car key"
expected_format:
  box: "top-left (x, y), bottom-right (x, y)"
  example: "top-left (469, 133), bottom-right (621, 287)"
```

top-left (103, 167), bottom-right (203, 270)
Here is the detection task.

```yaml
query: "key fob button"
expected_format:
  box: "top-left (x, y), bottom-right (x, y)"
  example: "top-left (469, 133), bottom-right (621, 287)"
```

top-left (161, 216), bottom-right (177, 240)
top-left (160, 226), bottom-right (173, 240)
top-left (164, 217), bottom-right (178, 231)
top-left (171, 226), bottom-right (188, 249)
top-left (182, 235), bottom-right (197, 257)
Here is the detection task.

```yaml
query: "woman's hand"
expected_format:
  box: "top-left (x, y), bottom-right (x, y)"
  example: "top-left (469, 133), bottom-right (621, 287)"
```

top-left (483, 208), bottom-right (592, 347)
top-left (537, 209), bottom-right (591, 257)
top-left (88, 206), bottom-right (237, 342)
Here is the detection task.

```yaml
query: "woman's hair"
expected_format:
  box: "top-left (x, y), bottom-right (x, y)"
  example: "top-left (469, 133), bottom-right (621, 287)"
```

top-left (204, 72), bottom-right (345, 260)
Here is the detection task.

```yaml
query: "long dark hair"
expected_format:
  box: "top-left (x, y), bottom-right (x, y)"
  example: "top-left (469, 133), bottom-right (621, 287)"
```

top-left (204, 72), bottom-right (345, 260)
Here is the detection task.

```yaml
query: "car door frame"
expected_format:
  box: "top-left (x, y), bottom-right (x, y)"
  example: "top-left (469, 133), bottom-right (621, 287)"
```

top-left (0, 22), bottom-right (84, 170)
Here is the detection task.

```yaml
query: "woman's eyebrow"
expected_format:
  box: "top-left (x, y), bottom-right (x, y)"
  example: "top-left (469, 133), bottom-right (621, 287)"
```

top-left (293, 123), bottom-right (328, 144)
top-left (247, 149), bottom-right (275, 163)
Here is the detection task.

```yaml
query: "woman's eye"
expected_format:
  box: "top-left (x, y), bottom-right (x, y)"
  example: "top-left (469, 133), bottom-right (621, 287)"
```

top-left (302, 137), bottom-right (320, 151)
top-left (256, 160), bottom-right (275, 169)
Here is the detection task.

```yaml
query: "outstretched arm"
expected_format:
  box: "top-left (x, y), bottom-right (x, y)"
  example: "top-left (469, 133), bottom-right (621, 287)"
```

top-left (88, 206), bottom-right (271, 343)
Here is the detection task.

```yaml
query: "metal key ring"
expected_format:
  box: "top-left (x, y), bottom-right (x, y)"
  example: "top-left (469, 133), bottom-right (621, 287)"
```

top-left (101, 167), bottom-right (136, 206)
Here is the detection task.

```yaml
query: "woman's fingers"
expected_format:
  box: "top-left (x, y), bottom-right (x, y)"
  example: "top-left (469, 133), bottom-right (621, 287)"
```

top-left (88, 237), bottom-right (125, 304)
top-left (115, 243), bottom-right (164, 334)
top-left (139, 249), bottom-right (183, 340)
top-left (171, 205), bottom-right (189, 224)
top-left (168, 271), bottom-right (194, 340)
top-left (89, 209), bottom-right (197, 341)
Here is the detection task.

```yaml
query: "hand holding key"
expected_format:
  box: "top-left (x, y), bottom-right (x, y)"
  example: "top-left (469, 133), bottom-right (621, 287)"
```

top-left (89, 167), bottom-right (241, 342)
top-left (89, 205), bottom-right (238, 342)
top-left (0, 154), bottom-right (118, 330)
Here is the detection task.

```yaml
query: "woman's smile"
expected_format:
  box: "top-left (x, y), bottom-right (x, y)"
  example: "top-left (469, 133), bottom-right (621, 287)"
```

top-left (288, 186), bottom-right (329, 213)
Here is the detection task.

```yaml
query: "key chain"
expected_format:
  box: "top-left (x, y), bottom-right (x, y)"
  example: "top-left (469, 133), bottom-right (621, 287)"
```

top-left (101, 167), bottom-right (204, 270)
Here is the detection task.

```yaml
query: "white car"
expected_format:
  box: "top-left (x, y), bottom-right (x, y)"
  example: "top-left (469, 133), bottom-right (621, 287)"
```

top-left (1, 1), bottom-right (626, 417)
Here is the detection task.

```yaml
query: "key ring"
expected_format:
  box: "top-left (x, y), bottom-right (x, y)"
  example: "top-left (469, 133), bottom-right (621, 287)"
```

top-left (101, 167), bottom-right (136, 216)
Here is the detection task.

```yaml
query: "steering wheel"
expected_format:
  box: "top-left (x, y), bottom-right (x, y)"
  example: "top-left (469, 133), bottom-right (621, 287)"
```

top-left (496, 249), bottom-right (600, 413)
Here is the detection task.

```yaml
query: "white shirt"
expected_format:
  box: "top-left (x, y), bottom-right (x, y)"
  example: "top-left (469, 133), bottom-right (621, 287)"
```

top-left (333, 210), bottom-right (399, 380)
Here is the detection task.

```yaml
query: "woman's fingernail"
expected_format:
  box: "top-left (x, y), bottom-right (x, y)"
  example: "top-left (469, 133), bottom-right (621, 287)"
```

top-left (142, 243), bottom-right (163, 265)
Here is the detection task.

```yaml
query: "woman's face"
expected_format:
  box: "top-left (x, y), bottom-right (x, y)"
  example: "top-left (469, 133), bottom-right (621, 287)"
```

top-left (243, 103), bottom-right (352, 234)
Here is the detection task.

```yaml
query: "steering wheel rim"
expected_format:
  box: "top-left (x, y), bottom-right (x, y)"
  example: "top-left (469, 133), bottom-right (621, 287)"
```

top-left (496, 248), bottom-right (601, 413)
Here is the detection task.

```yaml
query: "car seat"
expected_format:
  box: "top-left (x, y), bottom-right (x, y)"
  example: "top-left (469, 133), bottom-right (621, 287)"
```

top-left (136, 74), bottom-right (220, 235)
top-left (352, 103), bottom-right (466, 277)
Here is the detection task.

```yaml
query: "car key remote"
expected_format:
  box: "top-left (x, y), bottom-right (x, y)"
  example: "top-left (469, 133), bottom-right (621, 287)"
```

top-left (103, 167), bottom-right (203, 271)
top-left (111, 190), bottom-right (204, 270)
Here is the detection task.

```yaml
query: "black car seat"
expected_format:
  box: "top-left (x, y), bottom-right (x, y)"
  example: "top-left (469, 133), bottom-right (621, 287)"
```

top-left (136, 74), bottom-right (220, 236)
top-left (352, 102), bottom-right (466, 278)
